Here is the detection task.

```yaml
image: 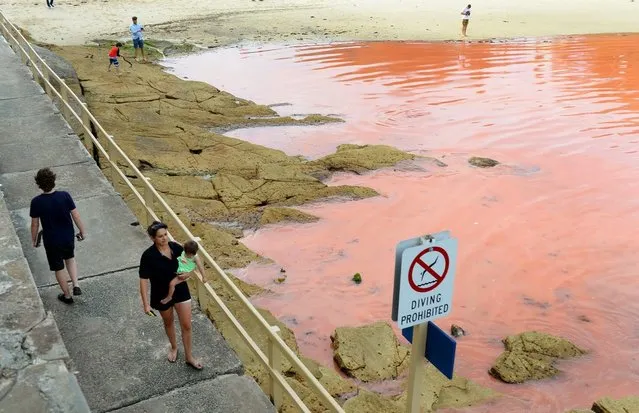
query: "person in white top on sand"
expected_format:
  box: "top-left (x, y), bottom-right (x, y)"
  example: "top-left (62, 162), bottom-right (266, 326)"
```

top-left (461, 4), bottom-right (471, 37)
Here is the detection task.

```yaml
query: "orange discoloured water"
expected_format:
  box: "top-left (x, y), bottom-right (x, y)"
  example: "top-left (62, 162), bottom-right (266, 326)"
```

top-left (164, 36), bottom-right (639, 411)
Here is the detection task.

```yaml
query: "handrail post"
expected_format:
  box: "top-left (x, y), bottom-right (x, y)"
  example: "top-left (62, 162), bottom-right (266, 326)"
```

top-left (80, 102), bottom-right (91, 146)
top-left (80, 103), bottom-right (90, 127)
top-left (27, 47), bottom-right (38, 81)
top-left (60, 86), bottom-right (70, 121)
top-left (106, 137), bottom-right (119, 191)
top-left (18, 40), bottom-right (27, 64)
top-left (267, 326), bottom-right (283, 409)
top-left (42, 67), bottom-right (52, 96)
top-left (143, 177), bottom-right (154, 227)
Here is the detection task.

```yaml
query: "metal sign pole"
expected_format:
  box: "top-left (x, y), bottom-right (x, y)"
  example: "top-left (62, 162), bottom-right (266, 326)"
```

top-left (406, 322), bottom-right (428, 413)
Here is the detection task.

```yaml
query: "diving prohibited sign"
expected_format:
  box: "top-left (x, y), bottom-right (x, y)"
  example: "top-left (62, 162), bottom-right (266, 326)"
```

top-left (408, 246), bottom-right (449, 293)
top-left (392, 231), bottom-right (458, 329)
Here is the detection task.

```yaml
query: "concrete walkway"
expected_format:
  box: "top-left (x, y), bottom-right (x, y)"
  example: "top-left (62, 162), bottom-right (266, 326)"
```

top-left (0, 35), bottom-right (275, 412)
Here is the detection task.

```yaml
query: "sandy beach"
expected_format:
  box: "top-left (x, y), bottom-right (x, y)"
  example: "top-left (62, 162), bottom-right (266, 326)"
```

top-left (1, 0), bottom-right (638, 47)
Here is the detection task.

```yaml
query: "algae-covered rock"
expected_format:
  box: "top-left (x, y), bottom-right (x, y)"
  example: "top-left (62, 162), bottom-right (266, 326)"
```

top-left (288, 356), bottom-right (357, 397)
top-left (343, 390), bottom-right (403, 413)
top-left (331, 321), bottom-right (409, 381)
top-left (433, 375), bottom-right (498, 409)
top-left (393, 363), bottom-right (497, 412)
top-left (145, 173), bottom-right (219, 200)
top-left (592, 396), bottom-right (639, 413)
top-left (259, 207), bottom-right (319, 227)
top-left (468, 156), bottom-right (499, 168)
top-left (308, 144), bottom-right (415, 175)
top-left (564, 395), bottom-right (639, 413)
top-left (489, 331), bottom-right (587, 383)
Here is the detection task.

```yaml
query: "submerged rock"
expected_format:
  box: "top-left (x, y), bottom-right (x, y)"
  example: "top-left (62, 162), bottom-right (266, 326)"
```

top-left (450, 324), bottom-right (466, 337)
top-left (489, 331), bottom-right (587, 383)
top-left (331, 321), bottom-right (410, 381)
top-left (468, 156), bottom-right (499, 168)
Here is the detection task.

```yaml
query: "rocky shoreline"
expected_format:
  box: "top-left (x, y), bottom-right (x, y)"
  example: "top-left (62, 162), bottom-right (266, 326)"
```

top-left (31, 37), bottom-right (638, 412)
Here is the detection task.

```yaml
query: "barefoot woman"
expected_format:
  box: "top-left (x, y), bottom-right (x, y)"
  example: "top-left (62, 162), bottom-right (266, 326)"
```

top-left (139, 221), bottom-right (203, 369)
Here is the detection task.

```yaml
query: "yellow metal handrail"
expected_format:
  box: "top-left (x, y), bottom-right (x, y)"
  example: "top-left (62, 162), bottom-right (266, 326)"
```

top-left (0, 11), bottom-right (344, 413)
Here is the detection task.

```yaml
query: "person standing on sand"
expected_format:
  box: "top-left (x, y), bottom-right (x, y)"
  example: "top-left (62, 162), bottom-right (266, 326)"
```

top-left (461, 4), bottom-right (471, 36)
top-left (46, 0), bottom-right (54, 8)
top-left (130, 16), bottom-right (147, 62)
top-left (30, 168), bottom-right (86, 304)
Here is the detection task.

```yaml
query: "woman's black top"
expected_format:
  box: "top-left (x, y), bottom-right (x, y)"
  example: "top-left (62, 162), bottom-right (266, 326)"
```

top-left (139, 241), bottom-right (190, 309)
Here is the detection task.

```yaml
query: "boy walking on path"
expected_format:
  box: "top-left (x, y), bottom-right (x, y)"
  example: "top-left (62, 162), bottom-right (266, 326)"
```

top-left (30, 168), bottom-right (86, 304)
top-left (130, 16), bottom-right (147, 62)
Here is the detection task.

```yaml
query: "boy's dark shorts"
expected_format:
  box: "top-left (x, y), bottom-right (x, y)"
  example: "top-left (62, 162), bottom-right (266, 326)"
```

top-left (44, 243), bottom-right (75, 271)
top-left (109, 57), bottom-right (119, 67)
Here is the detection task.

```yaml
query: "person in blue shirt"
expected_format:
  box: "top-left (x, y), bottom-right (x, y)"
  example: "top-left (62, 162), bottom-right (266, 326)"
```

top-left (130, 16), bottom-right (147, 62)
top-left (30, 168), bottom-right (86, 304)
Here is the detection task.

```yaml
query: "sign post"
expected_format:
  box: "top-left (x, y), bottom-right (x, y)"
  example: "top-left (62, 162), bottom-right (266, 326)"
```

top-left (405, 323), bottom-right (428, 413)
top-left (392, 231), bottom-right (458, 413)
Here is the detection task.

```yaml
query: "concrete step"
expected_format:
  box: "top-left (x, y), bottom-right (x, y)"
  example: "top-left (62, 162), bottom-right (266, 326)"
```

top-left (112, 374), bottom-right (276, 413)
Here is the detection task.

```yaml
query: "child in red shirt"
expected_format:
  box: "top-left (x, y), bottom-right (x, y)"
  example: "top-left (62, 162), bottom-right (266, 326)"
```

top-left (108, 42), bottom-right (123, 74)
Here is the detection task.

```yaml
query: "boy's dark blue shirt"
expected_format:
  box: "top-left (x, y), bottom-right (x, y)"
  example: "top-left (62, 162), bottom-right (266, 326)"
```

top-left (30, 191), bottom-right (76, 246)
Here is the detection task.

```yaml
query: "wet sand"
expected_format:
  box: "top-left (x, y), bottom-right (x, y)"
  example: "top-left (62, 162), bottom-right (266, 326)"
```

top-left (2, 0), bottom-right (639, 47)
top-left (165, 35), bottom-right (639, 411)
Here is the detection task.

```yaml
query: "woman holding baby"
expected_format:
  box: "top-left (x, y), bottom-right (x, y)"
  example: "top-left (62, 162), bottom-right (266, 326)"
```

top-left (138, 220), bottom-right (204, 370)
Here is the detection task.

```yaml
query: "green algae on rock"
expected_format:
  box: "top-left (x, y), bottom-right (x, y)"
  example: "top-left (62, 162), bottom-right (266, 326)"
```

top-left (392, 364), bottom-right (498, 412)
top-left (489, 331), bottom-right (587, 383)
top-left (306, 144), bottom-right (415, 175)
top-left (565, 395), bottom-right (639, 413)
top-left (468, 156), bottom-right (499, 168)
top-left (343, 390), bottom-right (403, 413)
top-left (566, 410), bottom-right (598, 413)
top-left (331, 321), bottom-right (410, 382)
top-left (592, 396), bottom-right (639, 413)
top-left (433, 375), bottom-right (498, 409)
top-left (259, 207), bottom-right (319, 227)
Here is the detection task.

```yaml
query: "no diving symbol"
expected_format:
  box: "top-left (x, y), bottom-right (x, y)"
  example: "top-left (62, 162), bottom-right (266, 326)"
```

top-left (408, 246), bottom-right (450, 293)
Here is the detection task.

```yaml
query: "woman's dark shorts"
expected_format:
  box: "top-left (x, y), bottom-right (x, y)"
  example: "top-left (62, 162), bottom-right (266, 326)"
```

top-left (151, 282), bottom-right (191, 312)
top-left (44, 243), bottom-right (74, 272)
